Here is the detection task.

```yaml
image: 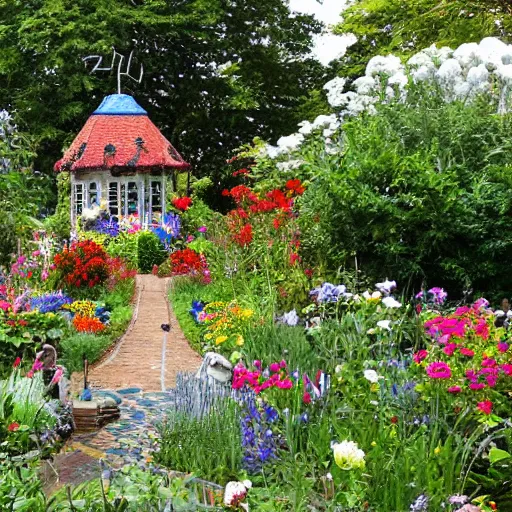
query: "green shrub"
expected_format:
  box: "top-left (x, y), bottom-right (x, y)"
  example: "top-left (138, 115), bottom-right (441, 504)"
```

top-left (106, 231), bottom-right (139, 266)
top-left (44, 172), bottom-right (71, 241)
top-left (298, 92), bottom-right (512, 296)
top-left (59, 333), bottom-right (111, 374)
top-left (137, 231), bottom-right (166, 273)
top-left (157, 257), bottom-right (172, 277)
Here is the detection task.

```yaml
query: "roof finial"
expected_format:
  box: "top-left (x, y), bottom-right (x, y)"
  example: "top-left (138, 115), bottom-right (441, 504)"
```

top-left (83, 48), bottom-right (143, 94)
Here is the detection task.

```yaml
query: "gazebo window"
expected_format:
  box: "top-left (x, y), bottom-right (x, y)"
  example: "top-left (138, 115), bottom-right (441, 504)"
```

top-left (109, 182), bottom-right (119, 216)
top-left (88, 182), bottom-right (99, 207)
top-left (127, 182), bottom-right (138, 215)
top-left (150, 180), bottom-right (162, 214)
top-left (74, 183), bottom-right (84, 215)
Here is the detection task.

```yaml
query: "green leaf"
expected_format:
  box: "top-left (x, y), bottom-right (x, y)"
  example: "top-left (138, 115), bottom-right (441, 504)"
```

top-left (489, 447), bottom-right (511, 465)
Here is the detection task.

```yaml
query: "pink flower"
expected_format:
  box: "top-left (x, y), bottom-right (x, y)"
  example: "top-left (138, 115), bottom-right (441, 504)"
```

top-left (26, 370), bottom-right (34, 379)
top-left (32, 359), bottom-right (44, 372)
top-left (454, 306), bottom-right (471, 316)
top-left (482, 358), bottom-right (497, 368)
top-left (498, 342), bottom-right (509, 353)
top-left (460, 348), bottom-right (474, 357)
top-left (254, 360), bottom-right (262, 369)
top-left (276, 379), bottom-right (293, 389)
top-left (198, 226), bottom-right (207, 233)
top-left (50, 367), bottom-right (63, 385)
top-left (448, 386), bottom-right (462, 394)
top-left (477, 400), bottom-right (493, 415)
top-left (475, 320), bottom-right (489, 340)
top-left (8, 422), bottom-right (20, 432)
top-left (426, 361), bottom-right (451, 379)
top-left (41, 270), bottom-right (49, 281)
top-left (269, 363), bottom-right (280, 373)
top-left (469, 382), bottom-right (486, 391)
top-left (279, 359), bottom-right (287, 369)
top-left (303, 391), bottom-right (312, 404)
top-left (501, 364), bottom-right (512, 376)
top-left (472, 298), bottom-right (489, 310)
top-left (413, 350), bottom-right (428, 364)
top-left (32, 250), bottom-right (41, 257)
top-left (443, 343), bottom-right (458, 356)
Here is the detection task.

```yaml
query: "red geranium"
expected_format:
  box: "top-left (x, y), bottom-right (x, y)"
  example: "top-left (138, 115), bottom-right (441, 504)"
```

top-left (8, 422), bottom-right (20, 432)
top-left (232, 224), bottom-right (253, 247)
top-left (172, 196), bottom-right (193, 211)
top-left (285, 179), bottom-right (305, 195)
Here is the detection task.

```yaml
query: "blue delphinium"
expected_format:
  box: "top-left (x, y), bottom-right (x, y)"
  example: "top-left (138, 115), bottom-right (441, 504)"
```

top-left (240, 392), bottom-right (278, 473)
top-left (95, 305), bottom-right (111, 324)
top-left (30, 291), bottom-right (73, 313)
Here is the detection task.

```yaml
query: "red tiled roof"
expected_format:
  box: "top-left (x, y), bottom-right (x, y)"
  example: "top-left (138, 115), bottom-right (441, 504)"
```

top-left (54, 113), bottom-right (190, 173)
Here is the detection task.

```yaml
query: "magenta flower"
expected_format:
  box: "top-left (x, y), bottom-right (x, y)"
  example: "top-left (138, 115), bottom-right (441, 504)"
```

top-left (443, 343), bottom-right (457, 356)
top-left (198, 226), bottom-right (207, 233)
top-left (269, 363), bottom-right (280, 373)
top-left (477, 400), bottom-right (493, 415)
top-left (32, 359), bottom-right (44, 372)
top-left (472, 298), bottom-right (489, 310)
top-left (498, 342), bottom-right (509, 353)
top-left (413, 350), bottom-right (428, 364)
top-left (50, 367), bottom-right (63, 385)
top-left (448, 385), bottom-right (462, 394)
top-left (428, 287), bottom-right (448, 304)
top-left (469, 382), bottom-right (486, 391)
top-left (426, 361), bottom-right (451, 379)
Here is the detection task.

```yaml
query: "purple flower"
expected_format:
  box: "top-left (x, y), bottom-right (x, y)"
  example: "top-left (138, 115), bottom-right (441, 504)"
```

top-left (428, 287), bottom-right (448, 304)
top-left (198, 226), bottom-right (207, 233)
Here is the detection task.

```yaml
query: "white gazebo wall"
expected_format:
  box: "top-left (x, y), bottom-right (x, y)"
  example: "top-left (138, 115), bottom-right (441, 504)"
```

top-left (70, 170), bottom-right (168, 229)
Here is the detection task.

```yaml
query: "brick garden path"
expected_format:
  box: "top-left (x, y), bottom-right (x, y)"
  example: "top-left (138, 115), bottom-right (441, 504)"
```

top-left (85, 274), bottom-right (201, 391)
top-left (46, 275), bottom-right (203, 493)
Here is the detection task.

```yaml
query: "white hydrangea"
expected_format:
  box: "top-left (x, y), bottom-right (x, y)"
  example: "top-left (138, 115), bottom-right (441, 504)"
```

top-left (366, 54), bottom-right (404, 77)
top-left (312, 114), bottom-right (338, 129)
top-left (353, 76), bottom-right (377, 95)
top-left (298, 120), bottom-right (313, 135)
top-left (388, 71), bottom-right (408, 89)
top-left (324, 76), bottom-right (347, 107)
top-left (466, 64), bottom-right (489, 86)
top-left (276, 133), bottom-right (304, 152)
top-left (436, 59), bottom-right (463, 85)
top-left (453, 42), bottom-right (481, 69)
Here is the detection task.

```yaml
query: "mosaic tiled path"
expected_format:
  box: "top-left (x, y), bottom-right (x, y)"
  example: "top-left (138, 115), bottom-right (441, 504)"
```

top-left (44, 388), bottom-right (177, 492)
top-left (80, 274), bottom-right (201, 391)
top-left (46, 275), bottom-right (203, 492)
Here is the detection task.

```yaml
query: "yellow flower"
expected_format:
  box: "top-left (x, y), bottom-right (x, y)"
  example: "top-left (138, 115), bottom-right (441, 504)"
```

top-left (434, 446), bottom-right (441, 455)
top-left (215, 335), bottom-right (228, 345)
top-left (204, 333), bottom-right (213, 340)
top-left (236, 335), bottom-right (244, 346)
top-left (371, 441), bottom-right (377, 447)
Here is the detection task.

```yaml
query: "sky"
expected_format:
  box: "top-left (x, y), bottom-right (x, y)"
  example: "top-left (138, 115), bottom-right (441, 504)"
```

top-left (288, 0), bottom-right (356, 66)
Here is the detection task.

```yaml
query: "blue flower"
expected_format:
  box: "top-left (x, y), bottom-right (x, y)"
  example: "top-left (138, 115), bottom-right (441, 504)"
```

top-left (30, 291), bottom-right (73, 313)
top-left (309, 282), bottom-right (351, 303)
top-left (189, 300), bottom-right (205, 322)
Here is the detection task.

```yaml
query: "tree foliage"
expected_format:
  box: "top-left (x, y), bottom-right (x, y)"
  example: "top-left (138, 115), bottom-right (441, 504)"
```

top-left (0, 0), bottom-right (327, 191)
top-left (335, 0), bottom-right (512, 78)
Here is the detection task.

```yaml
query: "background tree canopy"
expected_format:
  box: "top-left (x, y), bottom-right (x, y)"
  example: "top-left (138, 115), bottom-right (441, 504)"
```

top-left (335, 0), bottom-right (512, 78)
top-left (0, 0), bottom-right (329, 205)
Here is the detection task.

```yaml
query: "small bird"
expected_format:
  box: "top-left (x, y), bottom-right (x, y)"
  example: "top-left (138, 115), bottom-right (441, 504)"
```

top-left (161, 323), bottom-right (171, 332)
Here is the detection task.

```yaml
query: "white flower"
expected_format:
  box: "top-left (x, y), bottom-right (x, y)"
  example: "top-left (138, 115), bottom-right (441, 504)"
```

top-left (507, 310), bottom-right (512, 318)
top-left (264, 144), bottom-right (281, 159)
top-left (382, 296), bottom-right (402, 308)
top-left (366, 54), bottom-right (404, 77)
top-left (407, 51), bottom-right (434, 69)
top-left (332, 440), bottom-right (366, 470)
top-left (276, 159), bottom-right (303, 172)
top-left (377, 320), bottom-right (392, 331)
top-left (326, 472), bottom-right (333, 481)
top-left (496, 63), bottom-right (512, 84)
top-left (494, 310), bottom-right (505, 316)
top-left (467, 64), bottom-right (489, 85)
top-left (224, 481), bottom-right (250, 507)
top-left (276, 133), bottom-right (304, 152)
top-left (436, 59), bottom-right (463, 85)
top-left (297, 120), bottom-right (313, 135)
top-left (363, 290), bottom-right (382, 300)
top-left (364, 369), bottom-right (379, 383)
top-left (411, 64), bottom-right (436, 82)
top-left (279, 309), bottom-right (299, 327)
top-left (323, 77), bottom-right (347, 107)
top-left (312, 113), bottom-right (338, 129)
top-left (453, 42), bottom-right (481, 69)
top-left (352, 76), bottom-right (377, 95)
top-left (388, 71), bottom-right (408, 88)
top-left (375, 279), bottom-right (397, 295)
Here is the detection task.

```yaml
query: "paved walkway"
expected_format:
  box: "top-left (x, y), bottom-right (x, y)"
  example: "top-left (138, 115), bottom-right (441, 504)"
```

top-left (85, 274), bottom-right (201, 391)
top-left (46, 275), bottom-right (204, 493)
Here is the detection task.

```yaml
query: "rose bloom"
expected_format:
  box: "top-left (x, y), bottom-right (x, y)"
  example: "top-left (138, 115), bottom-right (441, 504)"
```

top-left (426, 361), bottom-right (451, 379)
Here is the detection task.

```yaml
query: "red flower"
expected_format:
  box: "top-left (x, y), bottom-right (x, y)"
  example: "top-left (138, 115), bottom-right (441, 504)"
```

top-left (390, 416), bottom-right (398, 424)
top-left (303, 391), bottom-right (312, 404)
top-left (8, 422), bottom-right (20, 432)
top-left (304, 268), bottom-right (313, 279)
top-left (289, 252), bottom-right (300, 266)
top-left (232, 224), bottom-right (253, 247)
top-left (172, 196), bottom-right (193, 211)
top-left (460, 347), bottom-right (475, 357)
top-left (413, 350), bottom-right (428, 364)
top-left (477, 400), bottom-right (493, 415)
top-left (222, 189), bottom-right (231, 196)
top-left (13, 357), bottom-right (21, 368)
top-left (285, 179), bottom-right (305, 195)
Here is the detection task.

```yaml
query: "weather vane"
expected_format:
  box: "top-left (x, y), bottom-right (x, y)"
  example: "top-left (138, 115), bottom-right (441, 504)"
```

top-left (83, 49), bottom-right (143, 94)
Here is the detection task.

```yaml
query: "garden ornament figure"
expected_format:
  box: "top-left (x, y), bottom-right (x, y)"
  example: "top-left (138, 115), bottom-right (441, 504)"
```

top-left (196, 352), bottom-right (233, 384)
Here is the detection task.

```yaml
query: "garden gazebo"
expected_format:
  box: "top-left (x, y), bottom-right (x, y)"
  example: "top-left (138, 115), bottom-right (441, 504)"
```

top-left (54, 93), bottom-right (189, 228)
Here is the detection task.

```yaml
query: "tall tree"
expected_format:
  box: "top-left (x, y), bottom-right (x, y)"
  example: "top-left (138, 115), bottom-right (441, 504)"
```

top-left (0, 0), bottom-right (326, 192)
top-left (335, 0), bottom-right (512, 78)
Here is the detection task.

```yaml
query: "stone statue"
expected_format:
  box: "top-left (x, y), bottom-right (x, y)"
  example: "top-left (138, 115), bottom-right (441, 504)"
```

top-left (195, 352), bottom-right (233, 384)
